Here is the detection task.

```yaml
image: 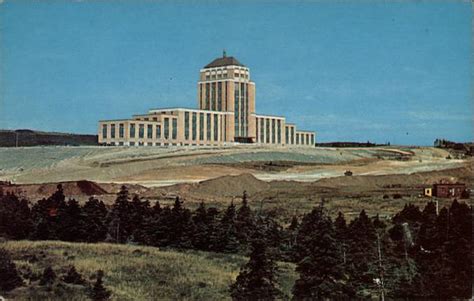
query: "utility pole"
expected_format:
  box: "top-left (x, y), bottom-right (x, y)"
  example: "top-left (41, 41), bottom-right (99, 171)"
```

top-left (376, 232), bottom-right (385, 301)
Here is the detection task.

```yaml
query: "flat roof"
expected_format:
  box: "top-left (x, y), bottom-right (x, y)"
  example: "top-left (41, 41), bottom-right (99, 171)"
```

top-left (254, 114), bottom-right (286, 119)
top-left (148, 107), bottom-right (233, 114)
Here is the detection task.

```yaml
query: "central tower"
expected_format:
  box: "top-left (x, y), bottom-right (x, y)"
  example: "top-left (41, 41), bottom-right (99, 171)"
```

top-left (198, 51), bottom-right (256, 142)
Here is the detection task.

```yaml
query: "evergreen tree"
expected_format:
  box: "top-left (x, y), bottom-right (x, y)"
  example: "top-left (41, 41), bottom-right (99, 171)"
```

top-left (62, 265), bottom-right (85, 285)
top-left (39, 266), bottom-right (56, 286)
top-left (0, 192), bottom-right (33, 239)
top-left (230, 225), bottom-right (281, 300)
top-left (235, 191), bottom-right (256, 251)
top-left (192, 201), bottom-right (211, 250)
top-left (107, 186), bottom-right (132, 243)
top-left (89, 270), bottom-right (111, 301)
top-left (58, 198), bottom-right (87, 241)
top-left (346, 210), bottom-right (378, 297)
top-left (31, 185), bottom-right (67, 240)
top-left (334, 212), bottom-right (348, 265)
top-left (0, 247), bottom-right (23, 292)
top-left (129, 195), bottom-right (152, 244)
top-left (292, 205), bottom-right (354, 300)
top-left (83, 197), bottom-right (108, 243)
top-left (169, 197), bottom-right (195, 248)
top-left (216, 201), bottom-right (240, 253)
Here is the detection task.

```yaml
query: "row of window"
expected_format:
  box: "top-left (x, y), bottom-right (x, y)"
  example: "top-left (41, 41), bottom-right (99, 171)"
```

top-left (204, 72), bottom-right (249, 80)
top-left (201, 82), bottom-right (227, 111)
top-left (295, 133), bottom-right (315, 145)
top-left (256, 117), bottom-right (283, 144)
top-left (102, 119), bottom-right (177, 140)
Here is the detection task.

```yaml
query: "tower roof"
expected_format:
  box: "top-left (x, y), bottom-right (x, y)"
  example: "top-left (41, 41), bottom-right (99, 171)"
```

top-left (204, 51), bottom-right (245, 68)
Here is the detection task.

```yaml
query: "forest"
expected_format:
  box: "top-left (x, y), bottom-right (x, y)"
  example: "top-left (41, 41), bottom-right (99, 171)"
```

top-left (0, 184), bottom-right (472, 300)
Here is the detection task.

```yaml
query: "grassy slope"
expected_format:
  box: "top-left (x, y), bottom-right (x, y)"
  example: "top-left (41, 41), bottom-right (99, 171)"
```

top-left (2, 241), bottom-right (297, 301)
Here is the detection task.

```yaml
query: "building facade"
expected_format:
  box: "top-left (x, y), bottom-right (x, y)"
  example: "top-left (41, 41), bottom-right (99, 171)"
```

top-left (98, 53), bottom-right (315, 147)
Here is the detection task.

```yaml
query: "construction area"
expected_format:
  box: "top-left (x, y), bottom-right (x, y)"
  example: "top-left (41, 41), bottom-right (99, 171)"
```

top-left (0, 145), bottom-right (472, 220)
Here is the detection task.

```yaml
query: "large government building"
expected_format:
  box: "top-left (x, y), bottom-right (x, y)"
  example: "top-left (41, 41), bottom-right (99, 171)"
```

top-left (98, 53), bottom-right (315, 147)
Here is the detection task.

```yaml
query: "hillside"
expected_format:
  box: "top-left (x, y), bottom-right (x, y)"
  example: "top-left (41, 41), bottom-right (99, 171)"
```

top-left (0, 129), bottom-right (97, 147)
top-left (2, 241), bottom-right (297, 300)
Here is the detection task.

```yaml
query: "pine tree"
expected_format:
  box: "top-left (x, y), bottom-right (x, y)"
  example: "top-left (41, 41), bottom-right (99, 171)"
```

top-left (89, 270), bottom-right (111, 301)
top-left (58, 198), bottom-right (87, 241)
top-left (129, 195), bottom-right (152, 244)
top-left (292, 205), bottom-right (354, 300)
top-left (346, 210), bottom-right (378, 297)
top-left (107, 186), bottom-right (132, 243)
top-left (0, 192), bottom-right (33, 239)
top-left (83, 197), bottom-right (108, 243)
top-left (0, 247), bottom-right (23, 291)
top-left (31, 185), bottom-right (67, 240)
top-left (334, 212), bottom-right (348, 265)
top-left (235, 191), bottom-right (255, 251)
top-left (230, 225), bottom-right (281, 300)
top-left (216, 201), bottom-right (240, 253)
top-left (39, 266), bottom-right (56, 286)
top-left (62, 265), bottom-right (85, 285)
top-left (192, 201), bottom-right (211, 250)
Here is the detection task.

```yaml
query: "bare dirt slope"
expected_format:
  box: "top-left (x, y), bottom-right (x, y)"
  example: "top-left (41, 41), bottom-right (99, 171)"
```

top-left (0, 145), bottom-right (463, 187)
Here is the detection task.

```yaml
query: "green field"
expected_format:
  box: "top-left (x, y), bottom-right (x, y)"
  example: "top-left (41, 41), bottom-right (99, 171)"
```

top-left (2, 241), bottom-right (297, 300)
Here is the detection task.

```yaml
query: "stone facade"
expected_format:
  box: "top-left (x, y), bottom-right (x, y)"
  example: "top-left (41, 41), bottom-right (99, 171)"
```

top-left (98, 53), bottom-right (315, 147)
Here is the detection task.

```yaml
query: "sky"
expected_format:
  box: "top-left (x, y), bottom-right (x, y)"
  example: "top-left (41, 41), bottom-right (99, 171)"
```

top-left (0, 1), bottom-right (472, 145)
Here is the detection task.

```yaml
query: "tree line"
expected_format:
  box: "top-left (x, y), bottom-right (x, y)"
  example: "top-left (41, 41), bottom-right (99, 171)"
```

top-left (0, 184), bottom-right (471, 299)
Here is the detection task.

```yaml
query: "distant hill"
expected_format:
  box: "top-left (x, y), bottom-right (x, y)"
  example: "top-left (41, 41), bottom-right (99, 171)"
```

top-left (315, 141), bottom-right (389, 147)
top-left (0, 129), bottom-right (97, 147)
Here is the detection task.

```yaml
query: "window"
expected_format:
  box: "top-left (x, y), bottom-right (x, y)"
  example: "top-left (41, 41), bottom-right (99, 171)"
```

top-left (199, 113), bottom-right (204, 140)
top-left (234, 83), bottom-right (240, 137)
top-left (265, 119), bottom-right (270, 143)
top-left (211, 82), bottom-right (216, 110)
top-left (311, 134), bottom-right (314, 145)
top-left (206, 113), bottom-right (211, 141)
top-left (130, 141), bottom-right (135, 146)
top-left (217, 82), bottom-right (222, 111)
top-left (156, 125), bottom-right (161, 139)
top-left (271, 119), bottom-right (275, 143)
top-left (147, 125), bottom-right (153, 139)
top-left (119, 124), bottom-right (124, 138)
top-left (306, 134), bottom-right (310, 145)
top-left (214, 114), bottom-right (218, 141)
top-left (285, 127), bottom-right (289, 144)
top-left (291, 128), bottom-right (294, 144)
top-left (256, 118), bottom-right (259, 142)
top-left (139, 124), bottom-right (144, 138)
top-left (172, 119), bottom-right (177, 140)
top-left (102, 124), bottom-right (107, 139)
top-left (185, 112), bottom-right (190, 140)
top-left (296, 133), bottom-right (300, 145)
top-left (192, 112), bottom-right (197, 140)
top-left (260, 118), bottom-right (264, 143)
top-left (205, 83), bottom-right (210, 110)
top-left (277, 120), bottom-right (281, 144)
top-left (110, 124), bottom-right (115, 139)
top-left (130, 124), bottom-right (136, 138)
top-left (199, 84), bottom-right (203, 107)
top-left (164, 118), bottom-right (169, 139)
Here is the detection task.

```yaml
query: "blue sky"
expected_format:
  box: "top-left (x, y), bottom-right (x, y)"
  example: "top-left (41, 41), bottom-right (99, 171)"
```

top-left (0, 1), bottom-right (472, 145)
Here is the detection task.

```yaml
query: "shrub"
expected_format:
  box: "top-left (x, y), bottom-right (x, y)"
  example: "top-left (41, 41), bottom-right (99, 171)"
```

top-left (89, 270), bottom-right (111, 301)
top-left (0, 247), bottom-right (23, 291)
top-left (39, 266), bottom-right (56, 286)
top-left (62, 265), bottom-right (85, 285)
